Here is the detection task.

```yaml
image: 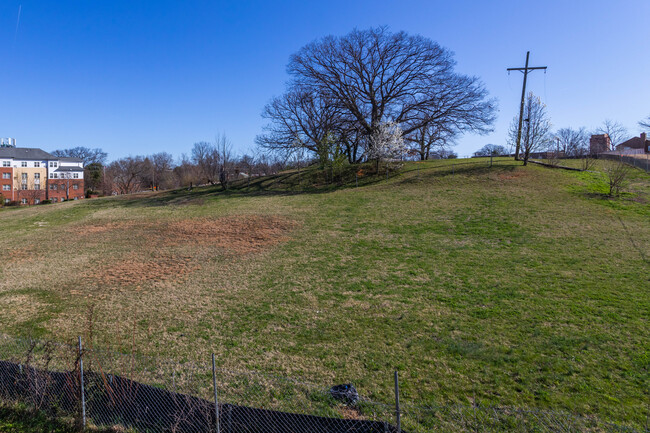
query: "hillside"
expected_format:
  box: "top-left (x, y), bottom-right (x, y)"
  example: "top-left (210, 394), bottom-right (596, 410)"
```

top-left (0, 158), bottom-right (648, 427)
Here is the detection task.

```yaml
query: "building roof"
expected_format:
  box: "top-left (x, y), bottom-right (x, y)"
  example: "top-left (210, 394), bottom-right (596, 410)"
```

top-left (59, 157), bottom-right (84, 163)
top-left (616, 135), bottom-right (649, 150)
top-left (0, 147), bottom-right (54, 160)
top-left (54, 166), bottom-right (84, 172)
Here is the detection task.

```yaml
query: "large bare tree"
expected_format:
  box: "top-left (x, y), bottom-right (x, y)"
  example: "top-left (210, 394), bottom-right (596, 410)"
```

top-left (508, 92), bottom-right (551, 166)
top-left (261, 27), bottom-right (496, 162)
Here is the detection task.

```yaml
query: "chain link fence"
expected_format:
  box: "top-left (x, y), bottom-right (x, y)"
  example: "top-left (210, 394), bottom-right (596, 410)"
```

top-left (0, 334), bottom-right (645, 432)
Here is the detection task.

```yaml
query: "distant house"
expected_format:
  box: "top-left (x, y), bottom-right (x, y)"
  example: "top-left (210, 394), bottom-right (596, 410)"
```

top-left (615, 133), bottom-right (650, 154)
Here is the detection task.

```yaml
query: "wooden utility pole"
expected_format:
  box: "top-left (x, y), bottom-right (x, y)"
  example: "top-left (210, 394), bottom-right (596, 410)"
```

top-left (507, 52), bottom-right (547, 160)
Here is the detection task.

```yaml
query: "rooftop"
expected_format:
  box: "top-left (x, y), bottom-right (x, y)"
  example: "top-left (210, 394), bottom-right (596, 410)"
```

top-left (0, 147), bottom-right (54, 160)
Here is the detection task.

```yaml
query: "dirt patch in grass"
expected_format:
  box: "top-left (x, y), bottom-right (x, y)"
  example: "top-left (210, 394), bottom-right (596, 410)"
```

top-left (6, 246), bottom-right (39, 264)
top-left (84, 253), bottom-right (199, 288)
top-left (165, 215), bottom-right (298, 254)
top-left (497, 171), bottom-right (527, 181)
top-left (77, 215), bottom-right (297, 287)
top-left (80, 221), bottom-right (137, 234)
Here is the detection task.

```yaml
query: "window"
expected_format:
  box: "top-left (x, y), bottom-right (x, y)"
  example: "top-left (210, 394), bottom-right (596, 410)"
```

top-left (34, 198), bottom-right (40, 204)
top-left (2, 173), bottom-right (9, 179)
top-left (34, 162), bottom-right (40, 168)
top-left (2, 185), bottom-right (9, 191)
top-left (21, 184), bottom-right (27, 190)
top-left (21, 173), bottom-right (27, 181)
top-left (34, 173), bottom-right (40, 180)
top-left (21, 198), bottom-right (27, 204)
top-left (50, 184), bottom-right (57, 190)
top-left (2, 161), bottom-right (9, 167)
top-left (52, 197), bottom-right (57, 203)
top-left (73, 184), bottom-right (78, 190)
top-left (73, 173), bottom-right (79, 179)
top-left (4, 199), bottom-right (9, 204)
top-left (49, 162), bottom-right (58, 168)
top-left (21, 162), bottom-right (27, 167)
top-left (34, 184), bottom-right (40, 190)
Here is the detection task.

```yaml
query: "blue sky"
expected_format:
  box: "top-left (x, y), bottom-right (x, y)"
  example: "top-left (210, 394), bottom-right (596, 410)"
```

top-left (1, 0), bottom-right (648, 160)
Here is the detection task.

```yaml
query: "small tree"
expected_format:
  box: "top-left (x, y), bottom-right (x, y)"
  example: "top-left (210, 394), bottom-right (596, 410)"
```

top-left (216, 133), bottom-right (233, 190)
top-left (604, 159), bottom-right (631, 196)
top-left (507, 92), bottom-right (551, 166)
top-left (367, 121), bottom-right (406, 172)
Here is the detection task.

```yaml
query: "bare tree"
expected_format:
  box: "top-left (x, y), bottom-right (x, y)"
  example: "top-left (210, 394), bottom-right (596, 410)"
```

top-left (639, 116), bottom-right (650, 129)
top-left (285, 27), bottom-right (496, 157)
top-left (173, 154), bottom-right (201, 189)
top-left (407, 120), bottom-right (457, 160)
top-left (473, 144), bottom-right (508, 157)
top-left (507, 92), bottom-right (551, 166)
top-left (191, 142), bottom-right (219, 185)
top-left (51, 147), bottom-right (108, 165)
top-left (215, 133), bottom-right (233, 190)
top-left (106, 156), bottom-right (146, 194)
top-left (256, 88), bottom-right (345, 165)
top-left (595, 120), bottom-right (628, 150)
top-left (23, 174), bottom-right (45, 204)
top-left (554, 127), bottom-right (588, 157)
top-left (604, 159), bottom-right (631, 196)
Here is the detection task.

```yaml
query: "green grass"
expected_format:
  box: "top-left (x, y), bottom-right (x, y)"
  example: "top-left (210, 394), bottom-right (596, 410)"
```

top-left (0, 158), bottom-right (648, 428)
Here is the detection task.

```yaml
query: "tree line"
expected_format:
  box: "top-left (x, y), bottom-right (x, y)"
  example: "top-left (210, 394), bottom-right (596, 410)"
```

top-left (53, 139), bottom-right (286, 196)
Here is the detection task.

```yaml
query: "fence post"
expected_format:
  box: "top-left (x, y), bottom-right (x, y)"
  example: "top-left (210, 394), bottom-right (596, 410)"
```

top-left (78, 336), bottom-right (86, 429)
top-left (212, 353), bottom-right (220, 433)
top-left (394, 371), bottom-right (401, 433)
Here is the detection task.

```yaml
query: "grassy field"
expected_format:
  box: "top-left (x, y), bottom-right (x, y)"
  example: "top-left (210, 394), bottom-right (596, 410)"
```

top-left (0, 158), bottom-right (648, 427)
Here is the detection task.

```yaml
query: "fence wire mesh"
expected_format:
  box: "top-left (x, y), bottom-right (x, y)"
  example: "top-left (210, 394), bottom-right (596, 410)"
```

top-left (0, 334), bottom-right (645, 433)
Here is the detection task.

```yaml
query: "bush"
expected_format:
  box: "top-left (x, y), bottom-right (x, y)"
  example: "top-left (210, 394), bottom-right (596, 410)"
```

top-left (40, 199), bottom-right (52, 205)
top-left (4, 200), bottom-right (19, 207)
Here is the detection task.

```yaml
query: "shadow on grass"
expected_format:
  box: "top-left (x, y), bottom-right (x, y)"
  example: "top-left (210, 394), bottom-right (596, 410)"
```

top-left (84, 161), bottom-right (522, 210)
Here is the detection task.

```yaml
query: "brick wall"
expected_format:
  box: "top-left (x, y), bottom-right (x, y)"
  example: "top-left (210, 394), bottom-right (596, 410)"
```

top-left (47, 179), bottom-right (85, 202)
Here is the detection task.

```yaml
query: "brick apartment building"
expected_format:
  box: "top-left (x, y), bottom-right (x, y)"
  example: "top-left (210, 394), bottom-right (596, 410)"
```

top-left (0, 145), bottom-right (84, 205)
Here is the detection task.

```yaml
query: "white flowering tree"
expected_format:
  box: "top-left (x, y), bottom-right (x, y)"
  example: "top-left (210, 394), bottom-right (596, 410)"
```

top-left (367, 121), bottom-right (406, 172)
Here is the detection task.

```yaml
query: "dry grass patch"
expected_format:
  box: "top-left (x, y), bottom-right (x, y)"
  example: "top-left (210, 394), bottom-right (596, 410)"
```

top-left (83, 253), bottom-right (199, 288)
top-left (74, 215), bottom-right (298, 288)
top-left (165, 215), bottom-right (297, 253)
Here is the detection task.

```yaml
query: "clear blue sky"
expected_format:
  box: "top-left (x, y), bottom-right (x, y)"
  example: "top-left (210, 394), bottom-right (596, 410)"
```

top-left (1, 0), bottom-right (648, 160)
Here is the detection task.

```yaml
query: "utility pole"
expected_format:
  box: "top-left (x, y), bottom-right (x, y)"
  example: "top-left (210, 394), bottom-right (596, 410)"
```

top-left (507, 51), bottom-right (547, 160)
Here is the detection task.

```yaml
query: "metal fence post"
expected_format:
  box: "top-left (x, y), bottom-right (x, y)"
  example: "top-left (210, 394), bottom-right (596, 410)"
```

top-left (78, 336), bottom-right (86, 428)
top-left (394, 371), bottom-right (401, 433)
top-left (212, 353), bottom-right (220, 433)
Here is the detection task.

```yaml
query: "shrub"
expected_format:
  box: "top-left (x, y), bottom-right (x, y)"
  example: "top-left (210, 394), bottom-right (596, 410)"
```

top-left (40, 199), bottom-right (52, 205)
